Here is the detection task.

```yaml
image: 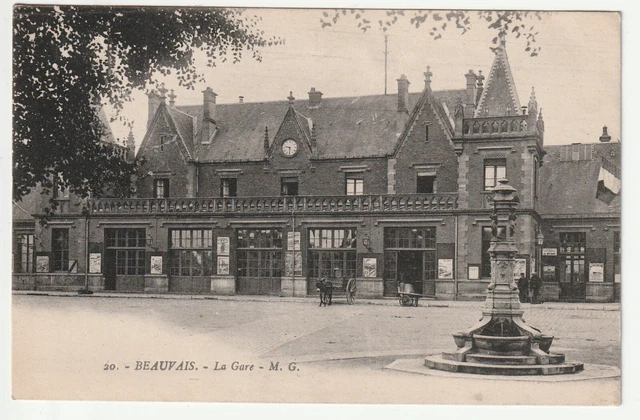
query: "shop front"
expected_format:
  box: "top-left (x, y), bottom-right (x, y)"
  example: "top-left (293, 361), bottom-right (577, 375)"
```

top-left (305, 227), bottom-right (357, 294)
top-left (383, 227), bottom-right (437, 297)
top-left (168, 228), bottom-right (214, 294)
top-left (104, 228), bottom-right (146, 292)
top-left (236, 228), bottom-right (283, 295)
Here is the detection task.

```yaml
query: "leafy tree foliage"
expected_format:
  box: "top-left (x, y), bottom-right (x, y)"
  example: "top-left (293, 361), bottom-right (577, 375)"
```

top-left (13, 5), bottom-right (282, 202)
top-left (320, 9), bottom-right (545, 56)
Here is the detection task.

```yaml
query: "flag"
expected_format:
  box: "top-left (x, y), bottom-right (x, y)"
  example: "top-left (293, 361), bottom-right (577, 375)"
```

top-left (596, 165), bottom-right (620, 205)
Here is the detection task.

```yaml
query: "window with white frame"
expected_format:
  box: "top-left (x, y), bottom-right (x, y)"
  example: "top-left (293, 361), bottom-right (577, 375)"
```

top-left (346, 178), bottom-right (363, 196)
top-left (484, 158), bottom-right (506, 190)
top-left (154, 179), bottom-right (169, 198)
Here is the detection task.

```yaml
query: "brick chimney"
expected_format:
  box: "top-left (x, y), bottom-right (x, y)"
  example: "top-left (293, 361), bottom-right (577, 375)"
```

top-left (308, 87), bottom-right (323, 109)
top-left (147, 89), bottom-right (163, 129)
top-left (202, 87), bottom-right (218, 144)
top-left (397, 75), bottom-right (410, 113)
top-left (599, 126), bottom-right (611, 143)
top-left (464, 70), bottom-right (478, 116)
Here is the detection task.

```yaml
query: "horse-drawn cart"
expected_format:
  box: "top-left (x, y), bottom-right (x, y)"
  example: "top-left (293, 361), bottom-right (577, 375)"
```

top-left (316, 277), bottom-right (357, 306)
top-left (397, 282), bottom-right (435, 307)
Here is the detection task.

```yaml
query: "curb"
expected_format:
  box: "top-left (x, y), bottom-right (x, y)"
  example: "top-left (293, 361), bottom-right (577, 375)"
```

top-left (13, 290), bottom-right (620, 312)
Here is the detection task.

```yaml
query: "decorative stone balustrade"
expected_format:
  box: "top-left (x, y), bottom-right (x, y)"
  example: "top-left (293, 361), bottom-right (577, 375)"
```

top-left (87, 193), bottom-right (458, 215)
top-left (462, 115), bottom-right (534, 137)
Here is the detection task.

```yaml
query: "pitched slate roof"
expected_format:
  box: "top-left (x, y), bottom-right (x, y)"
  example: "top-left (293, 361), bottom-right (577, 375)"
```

top-left (165, 89), bottom-right (464, 162)
top-left (13, 189), bottom-right (39, 220)
top-left (305, 93), bottom-right (416, 159)
top-left (538, 143), bottom-right (621, 216)
top-left (475, 42), bottom-right (521, 117)
top-left (165, 106), bottom-right (196, 159)
top-left (178, 101), bottom-right (290, 162)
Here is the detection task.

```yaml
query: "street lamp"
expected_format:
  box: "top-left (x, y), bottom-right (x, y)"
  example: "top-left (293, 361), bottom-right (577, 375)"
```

top-left (537, 232), bottom-right (545, 246)
top-left (536, 231), bottom-right (544, 276)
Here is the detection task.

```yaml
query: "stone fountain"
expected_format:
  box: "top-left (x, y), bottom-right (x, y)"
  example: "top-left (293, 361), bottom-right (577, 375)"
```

top-left (425, 179), bottom-right (584, 375)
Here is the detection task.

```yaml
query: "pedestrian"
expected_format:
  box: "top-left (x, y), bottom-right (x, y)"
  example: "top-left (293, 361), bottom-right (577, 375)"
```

top-left (530, 272), bottom-right (542, 304)
top-left (518, 273), bottom-right (529, 303)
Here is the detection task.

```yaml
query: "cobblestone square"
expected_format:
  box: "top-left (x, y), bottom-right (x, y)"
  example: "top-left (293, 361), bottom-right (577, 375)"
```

top-left (12, 294), bottom-right (620, 405)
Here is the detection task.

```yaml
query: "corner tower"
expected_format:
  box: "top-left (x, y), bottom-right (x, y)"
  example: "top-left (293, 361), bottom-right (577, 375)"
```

top-left (452, 37), bottom-right (546, 282)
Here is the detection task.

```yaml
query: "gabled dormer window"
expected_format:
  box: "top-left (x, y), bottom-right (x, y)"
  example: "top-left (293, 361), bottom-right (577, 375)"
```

top-left (417, 175), bottom-right (435, 193)
top-left (346, 178), bottom-right (363, 196)
top-left (281, 177), bottom-right (299, 196)
top-left (221, 178), bottom-right (237, 197)
top-left (154, 179), bottom-right (169, 198)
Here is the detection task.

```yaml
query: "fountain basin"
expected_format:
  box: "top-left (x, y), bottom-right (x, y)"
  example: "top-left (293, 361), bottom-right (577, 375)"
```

top-left (473, 334), bottom-right (530, 354)
top-left (537, 335), bottom-right (554, 352)
top-left (453, 333), bottom-right (467, 348)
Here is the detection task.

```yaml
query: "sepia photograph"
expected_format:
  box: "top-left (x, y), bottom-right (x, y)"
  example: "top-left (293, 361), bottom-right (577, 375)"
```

top-left (4, 0), bottom-right (636, 418)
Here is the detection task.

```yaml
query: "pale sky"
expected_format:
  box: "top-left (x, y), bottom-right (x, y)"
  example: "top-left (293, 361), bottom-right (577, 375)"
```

top-left (106, 9), bottom-right (621, 150)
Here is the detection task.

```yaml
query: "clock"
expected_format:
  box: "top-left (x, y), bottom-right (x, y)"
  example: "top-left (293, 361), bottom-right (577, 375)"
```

top-left (281, 139), bottom-right (298, 157)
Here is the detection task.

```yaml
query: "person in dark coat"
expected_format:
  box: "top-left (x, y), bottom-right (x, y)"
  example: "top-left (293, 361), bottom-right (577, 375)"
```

top-left (530, 272), bottom-right (542, 304)
top-left (518, 273), bottom-right (529, 303)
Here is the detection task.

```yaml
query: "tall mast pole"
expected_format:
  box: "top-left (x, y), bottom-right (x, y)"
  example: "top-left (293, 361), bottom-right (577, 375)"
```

top-left (384, 34), bottom-right (388, 96)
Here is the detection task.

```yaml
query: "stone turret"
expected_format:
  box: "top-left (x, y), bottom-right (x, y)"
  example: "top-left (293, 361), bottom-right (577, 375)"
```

top-left (527, 87), bottom-right (538, 130)
top-left (126, 128), bottom-right (136, 162)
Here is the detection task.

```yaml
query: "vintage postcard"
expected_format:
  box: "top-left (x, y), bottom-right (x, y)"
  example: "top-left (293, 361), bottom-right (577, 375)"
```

top-left (7, 1), bottom-right (627, 416)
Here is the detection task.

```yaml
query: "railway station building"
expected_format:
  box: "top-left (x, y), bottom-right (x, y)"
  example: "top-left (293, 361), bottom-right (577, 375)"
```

top-left (12, 41), bottom-right (621, 302)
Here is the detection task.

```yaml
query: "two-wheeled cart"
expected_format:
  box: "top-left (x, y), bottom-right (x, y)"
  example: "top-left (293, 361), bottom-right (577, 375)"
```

top-left (316, 277), bottom-right (357, 305)
top-left (397, 282), bottom-right (435, 307)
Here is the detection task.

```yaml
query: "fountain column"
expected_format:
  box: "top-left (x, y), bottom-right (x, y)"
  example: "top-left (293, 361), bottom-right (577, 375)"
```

top-left (425, 179), bottom-right (583, 375)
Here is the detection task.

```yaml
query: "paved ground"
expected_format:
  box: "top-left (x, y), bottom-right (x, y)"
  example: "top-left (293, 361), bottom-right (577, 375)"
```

top-left (11, 293), bottom-right (621, 405)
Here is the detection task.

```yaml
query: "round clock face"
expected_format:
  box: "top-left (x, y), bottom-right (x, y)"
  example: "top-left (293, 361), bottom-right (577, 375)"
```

top-left (281, 139), bottom-right (298, 157)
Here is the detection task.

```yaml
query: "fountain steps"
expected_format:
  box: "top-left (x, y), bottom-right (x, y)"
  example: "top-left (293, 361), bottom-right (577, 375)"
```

top-left (425, 355), bottom-right (584, 376)
top-left (464, 354), bottom-right (538, 365)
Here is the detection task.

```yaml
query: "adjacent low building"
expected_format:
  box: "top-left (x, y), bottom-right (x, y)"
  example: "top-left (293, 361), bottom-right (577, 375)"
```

top-left (12, 40), bottom-right (621, 302)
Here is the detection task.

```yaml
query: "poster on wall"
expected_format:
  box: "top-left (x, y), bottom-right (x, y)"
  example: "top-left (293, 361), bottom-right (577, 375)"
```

top-left (150, 256), bottom-right (163, 275)
top-left (217, 256), bottom-right (230, 275)
top-left (542, 248), bottom-right (558, 256)
top-left (89, 253), bottom-right (102, 274)
top-left (589, 263), bottom-right (604, 282)
top-left (543, 265), bottom-right (555, 280)
top-left (438, 259), bottom-right (453, 279)
top-left (287, 232), bottom-right (301, 251)
top-left (513, 258), bottom-right (527, 280)
top-left (216, 237), bottom-right (230, 256)
top-left (284, 252), bottom-right (303, 277)
top-left (363, 258), bottom-right (377, 278)
top-left (468, 265), bottom-right (480, 280)
top-left (35, 255), bottom-right (49, 273)
top-left (285, 252), bottom-right (293, 277)
top-left (294, 251), bottom-right (302, 276)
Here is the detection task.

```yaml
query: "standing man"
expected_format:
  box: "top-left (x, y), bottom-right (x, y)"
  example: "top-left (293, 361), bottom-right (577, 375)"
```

top-left (530, 272), bottom-right (542, 304)
top-left (518, 273), bottom-right (529, 303)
